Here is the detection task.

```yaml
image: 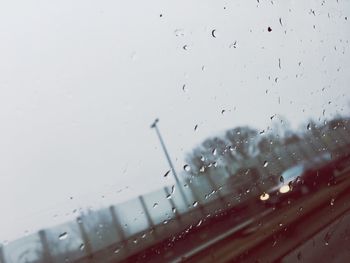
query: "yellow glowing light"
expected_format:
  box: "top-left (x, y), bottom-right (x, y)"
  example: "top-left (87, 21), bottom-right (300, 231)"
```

top-left (279, 185), bottom-right (290, 194)
top-left (260, 192), bottom-right (270, 201)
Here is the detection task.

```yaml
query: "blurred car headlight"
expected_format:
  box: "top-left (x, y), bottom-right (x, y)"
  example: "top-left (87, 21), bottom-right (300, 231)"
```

top-left (279, 185), bottom-right (290, 194)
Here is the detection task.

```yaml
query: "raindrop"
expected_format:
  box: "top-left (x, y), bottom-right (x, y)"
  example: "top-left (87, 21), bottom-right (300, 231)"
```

top-left (193, 201), bottom-right (199, 207)
top-left (59, 232), bottom-right (68, 240)
top-left (221, 109), bottom-right (226, 114)
top-left (263, 161), bottom-right (269, 167)
top-left (166, 194), bottom-right (172, 199)
top-left (200, 155), bottom-right (205, 161)
top-left (196, 219), bottom-right (203, 227)
top-left (174, 29), bottom-right (185, 37)
top-left (164, 170), bottom-right (171, 178)
top-left (182, 45), bottom-right (188, 50)
top-left (279, 18), bottom-right (283, 26)
top-left (172, 207), bottom-right (177, 213)
top-left (267, 26), bottom-right (272, 32)
top-left (212, 148), bottom-right (217, 156)
top-left (171, 185), bottom-right (175, 194)
top-left (194, 124), bottom-right (198, 131)
top-left (307, 123), bottom-right (311, 130)
top-left (153, 203), bottom-right (158, 208)
top-left (330, 198), bottom-right (335, 206)
top-left (79, 243), bottom-right (85, 251)
top-left (324, 232), bottom-right (331, 246)
top-left (229, 41), bottom-right (237, 48)
top-left (280, 176), bottom-right (284, 183)
top-left (260, 192), bottom-right (269, 201)
top-left (211, 29), bottom-right (217, 38)
top-left (182, 84), bottom-right (187, 92)
top-left (184, 164), bottom-right (191, 172)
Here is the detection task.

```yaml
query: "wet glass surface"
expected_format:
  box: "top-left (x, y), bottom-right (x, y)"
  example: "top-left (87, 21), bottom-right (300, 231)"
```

top-left (0, 0), bottom-right (350, 262)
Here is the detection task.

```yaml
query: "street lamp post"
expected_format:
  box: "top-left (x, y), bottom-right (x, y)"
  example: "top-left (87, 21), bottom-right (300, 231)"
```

top-left (151, 119), bottom-right (189, 207)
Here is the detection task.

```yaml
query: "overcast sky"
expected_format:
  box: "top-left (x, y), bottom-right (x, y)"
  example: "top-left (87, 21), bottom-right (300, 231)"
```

top-left (0, 0), bottom-right (349, 241)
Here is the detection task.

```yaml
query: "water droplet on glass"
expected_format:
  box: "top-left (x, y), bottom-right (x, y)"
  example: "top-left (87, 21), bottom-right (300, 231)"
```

top-left (164, 170), bottom-right (171, 178)
top-left (59, 232), bottom-right (68, 240)
top-left (212, 148), bottom-right (217, 156)
top-left (194, 124), bottom-right (198, 131)
top-left (221, 109), bottom-right (226, 114)
top-left (182, 45), bottom-right (188, 50)
top-left (229, 41), bottom-right (237, 48)
top-left (297, 251), bottom-right (302, 261)
top-left (260, 192), bottom-right (269, 201)
top-left (153, 203), bottom-right (158, 208)
top-left (263, 161), bottom-right (269, 167)
top-left (307, 123), bottom-right (311, 130)
top-left (193, 201), bottom-right (198, 207)
top-left (280, 176), bottom-right (285, 183)
top-left (184, 164), bottom-right (191, 172)
top-left (174, 29), bottom-right (185, 37)
top-left (267, 26), bottom-right (272, 32)
top-left (196, 219), bottom-right (203, 227)
top-left (324, 232), bottom-right (331, 246)
top-left (182, 84), bottom-right (187, 92)
top-left (166, 194), bottom-right (172, 199)
top-left (79, 243), bottom-right (85, 251)
top-left (211, 29), bottom-right (217, 38)
top-left (330, 198), bottom-right (335, 206)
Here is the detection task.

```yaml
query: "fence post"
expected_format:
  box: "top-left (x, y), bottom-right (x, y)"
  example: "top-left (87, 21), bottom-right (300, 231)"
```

top-left (109, 206), bottom-right (129, 252)
top-left (164, 187), bottom-right (182, 225)
top-left (187, 181), bottom-right (206, 216)
top-left (0, 244), bottom-right (6, 263)
top-left (38, 230), bottom-right (53, 263)
top-left (76, 217), bottom-right (94, 261)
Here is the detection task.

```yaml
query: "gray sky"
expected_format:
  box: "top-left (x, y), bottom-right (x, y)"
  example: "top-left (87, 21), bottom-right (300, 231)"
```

top-left (0, 0), bottom-right (349, 241)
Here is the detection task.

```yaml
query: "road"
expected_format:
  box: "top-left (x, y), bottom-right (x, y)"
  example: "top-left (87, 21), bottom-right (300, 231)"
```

top-left (181, 171), bottom-right (350, 263)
